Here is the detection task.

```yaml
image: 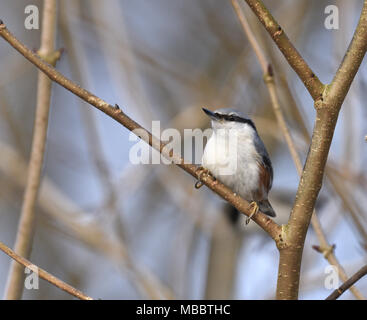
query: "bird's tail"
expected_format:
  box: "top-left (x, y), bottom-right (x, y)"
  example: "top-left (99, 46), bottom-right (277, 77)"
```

top-left (258, 199), bottom-right (276, 217)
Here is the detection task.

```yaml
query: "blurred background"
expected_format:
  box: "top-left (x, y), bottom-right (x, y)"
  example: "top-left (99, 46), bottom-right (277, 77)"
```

top-left (0, 0), bottom-right (366, 299)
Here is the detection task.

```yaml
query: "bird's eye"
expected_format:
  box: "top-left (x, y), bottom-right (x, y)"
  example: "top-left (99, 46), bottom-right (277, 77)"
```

top-left (228, 116), bottom-right (235, 121)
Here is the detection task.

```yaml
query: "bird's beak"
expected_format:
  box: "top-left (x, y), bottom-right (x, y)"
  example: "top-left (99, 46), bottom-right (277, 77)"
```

top-left (202, 108), bottom-right (220, 121)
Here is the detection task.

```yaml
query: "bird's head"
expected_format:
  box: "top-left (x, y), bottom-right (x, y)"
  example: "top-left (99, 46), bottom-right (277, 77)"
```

top-left (202, 107), bottom-right (257, 132)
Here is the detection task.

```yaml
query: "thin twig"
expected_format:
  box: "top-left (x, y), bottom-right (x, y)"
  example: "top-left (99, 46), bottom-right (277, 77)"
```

top-left (243, 0), bottom-right (324, 100)
top-left (281, 75), bottom-right (367, 249)
top-left (0, 20), bottom-right (282, 242)
top-left (0, 241), bottom-right (93, 300)
top-left (231, 0), bottom-right (365, 300)
top-left (326, 265), bottom-right (367, 300)
top-left (59, 3), bottom-right (125, 236)
top-left (4, 0), bottom-right (58, 300)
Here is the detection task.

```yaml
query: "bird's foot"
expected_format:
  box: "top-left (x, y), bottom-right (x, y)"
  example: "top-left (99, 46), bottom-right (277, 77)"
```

top-left (245, 201), bottom-right (259, 225)
top-left (195, 166), bottom-right (214, 189)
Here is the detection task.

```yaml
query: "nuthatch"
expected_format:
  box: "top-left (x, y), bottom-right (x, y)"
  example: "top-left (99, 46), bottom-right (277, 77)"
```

top-left (198, 108), bottom-right (276, 224)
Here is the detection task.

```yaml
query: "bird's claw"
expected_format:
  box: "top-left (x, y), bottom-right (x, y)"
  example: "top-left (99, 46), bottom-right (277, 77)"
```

top-left (246, 201), bottom-right (259, 225)
top-left (195, 166), bottom-right (213, 189)
top-left (195, 181), bottom-right (204, 189)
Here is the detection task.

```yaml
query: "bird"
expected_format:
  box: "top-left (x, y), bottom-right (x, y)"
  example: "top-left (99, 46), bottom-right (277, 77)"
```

top-left (198, 107), bottom-right (276, 224)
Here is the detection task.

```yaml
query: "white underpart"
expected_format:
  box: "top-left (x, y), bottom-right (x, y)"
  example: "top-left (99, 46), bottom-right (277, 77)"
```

top-left (202, 122), bottom-right (260, 202)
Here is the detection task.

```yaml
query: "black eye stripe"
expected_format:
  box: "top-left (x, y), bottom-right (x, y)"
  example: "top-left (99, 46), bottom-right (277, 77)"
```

top-left (218, 114), bottom-right (257, 131)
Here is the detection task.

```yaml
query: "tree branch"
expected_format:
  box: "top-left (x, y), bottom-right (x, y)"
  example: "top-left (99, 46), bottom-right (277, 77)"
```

top-left (243, 0), bottom-right (324, 100)
top-left (326, 265), bottom-right (367, 300)
top-left (0, 20), bottom-right (282, 241)
top-left (231, 0), bottom-right (365, 300)
top-left (0, 241), bottom-right (93, 300)
top-left (280, 0), bottom-right (367, 299)
top-left (4, 0), bottom-right (59, 300)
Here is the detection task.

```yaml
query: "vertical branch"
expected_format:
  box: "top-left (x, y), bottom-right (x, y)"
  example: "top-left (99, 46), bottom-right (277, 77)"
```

top-left (234, 0), bottom-right (367, 299)
top-left (4, 0), bottom-right (58, 299)
top-left (278, 1), bottom-right (367, 299)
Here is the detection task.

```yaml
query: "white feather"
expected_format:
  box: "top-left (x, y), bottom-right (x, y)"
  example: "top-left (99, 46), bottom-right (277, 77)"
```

top-left (202, 121), bottom-right (261, 202)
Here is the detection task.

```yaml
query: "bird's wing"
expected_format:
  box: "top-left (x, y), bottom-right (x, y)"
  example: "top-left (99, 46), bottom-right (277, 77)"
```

top-left (254, 135), bottom-right (273, 192)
